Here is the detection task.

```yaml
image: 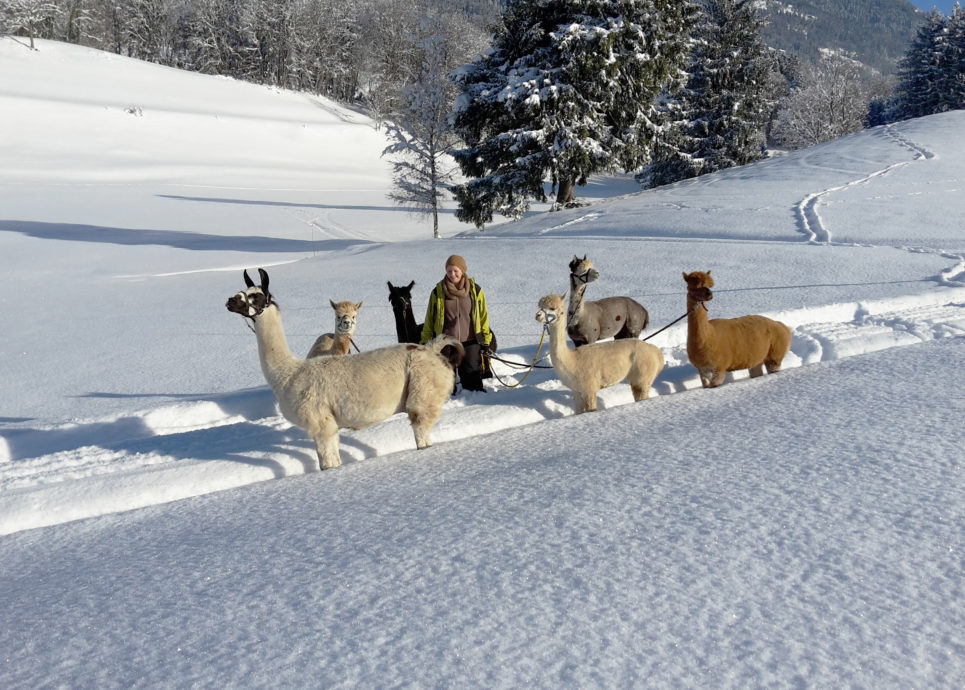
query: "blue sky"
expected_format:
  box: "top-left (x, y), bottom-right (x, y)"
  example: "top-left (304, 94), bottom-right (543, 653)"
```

top-left (909, 1), bottom-right (959, 14)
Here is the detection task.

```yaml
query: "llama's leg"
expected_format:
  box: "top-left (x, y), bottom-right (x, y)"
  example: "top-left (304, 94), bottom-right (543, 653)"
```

top-left (709, 370), bottom-right (727, 387)
top-left (697, 367), bottom-right (715, 388)
top-left (764, 356), bottom-right (784, 374)
top-left (630, 384), bottom-right (649, 401)
top-left (749, 363), bottom-right (766, 378)
top-left (408, 404), bottom-right (442, 449)
top-left (406, 376), bottom-right (447, 448)
top-left (573, 391), bottom-right (596, 413)
top-left (313, 416), bottom-right (341, 470)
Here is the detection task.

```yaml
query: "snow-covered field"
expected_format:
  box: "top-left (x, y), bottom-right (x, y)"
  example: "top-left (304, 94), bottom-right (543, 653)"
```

top-left (1, 39), bottom-right (963, 687)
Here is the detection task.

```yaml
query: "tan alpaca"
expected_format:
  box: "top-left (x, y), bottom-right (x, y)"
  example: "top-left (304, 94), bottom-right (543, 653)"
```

top-left (227, 270), bottom-right (463, 469)
top-left (307, 299), bottom-right (362, 357)
top-left (683, 270), bottom-right (792, 388)
top-left (535, 293), bottom-right (664, 413)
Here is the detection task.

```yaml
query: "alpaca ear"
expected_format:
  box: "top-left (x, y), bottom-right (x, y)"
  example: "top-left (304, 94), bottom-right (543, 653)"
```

top-left (244, 270), bottom-right (255, 288)
top-left (387, 281), bottom-right (394, 290)
top-left (682, 272), bottom-right (688, 281)
top-left (582, 254), bottom-right (587, 261)
top-left (562, 290), bottom-right (570, 302)
top-left (258, 268), bottom-right (269, 293)
top-left (330, 299), bottom-right (338, 310)
top-left (356, 300), bottom-right (363, 310)
top-left (707, 270), bottom-right (712, 276)
top-left (407, 281), bottom-right (415, 289)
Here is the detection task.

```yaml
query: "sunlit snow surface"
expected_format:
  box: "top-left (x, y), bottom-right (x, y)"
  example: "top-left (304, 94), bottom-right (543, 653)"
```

top-left (1, 39), bottom-right (963, 687)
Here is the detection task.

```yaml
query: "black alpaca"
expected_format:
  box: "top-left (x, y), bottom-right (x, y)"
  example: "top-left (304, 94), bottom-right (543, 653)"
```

top-left (388, 281), bottom-right (423, 343)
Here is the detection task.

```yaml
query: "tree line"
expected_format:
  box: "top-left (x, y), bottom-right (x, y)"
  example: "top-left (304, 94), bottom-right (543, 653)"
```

top-left (1, 0), bottom-right (496, 124)
top-left (4, 0), bottom-right (964, 233)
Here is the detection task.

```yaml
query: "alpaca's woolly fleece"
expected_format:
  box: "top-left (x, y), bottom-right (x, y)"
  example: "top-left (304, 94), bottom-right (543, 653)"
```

top-left (683, 270), bottom-right (792, 388)
top-left (537, 292), bottom-right (664, 414)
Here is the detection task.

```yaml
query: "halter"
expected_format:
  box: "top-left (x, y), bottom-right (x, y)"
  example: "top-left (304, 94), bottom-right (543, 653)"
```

top-left (570, 269), bottom-right (597, 285)
top-left (335, 314), bottom-right (356, 334)
top-left (538, 308), bottom-right (559, 332)
top-left (227, 288), bottom-right (274, 333)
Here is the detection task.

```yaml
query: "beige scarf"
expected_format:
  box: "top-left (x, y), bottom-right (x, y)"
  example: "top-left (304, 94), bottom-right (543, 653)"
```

top-left (443, 276), bottom-right (472, 341)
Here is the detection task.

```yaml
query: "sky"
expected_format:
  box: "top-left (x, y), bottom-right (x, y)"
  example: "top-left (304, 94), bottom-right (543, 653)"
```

top-left (0, 38), bottom-right (963, 688)
top-left (910, 0), bottom-right (959, 13)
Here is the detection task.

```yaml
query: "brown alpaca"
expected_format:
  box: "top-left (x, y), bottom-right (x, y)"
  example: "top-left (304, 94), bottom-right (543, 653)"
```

top-left (307, 299), bottom-right (362, 358)
top-left (536, 293), bottom-right (664, 413)
top-left (683, 270), bottom-right (792, 388)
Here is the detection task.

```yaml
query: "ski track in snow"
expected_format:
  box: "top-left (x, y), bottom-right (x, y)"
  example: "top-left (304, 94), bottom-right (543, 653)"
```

top-left (3, 288), bottom-right (965, 534)
top-left (795, 124), bottom-right (936, 245)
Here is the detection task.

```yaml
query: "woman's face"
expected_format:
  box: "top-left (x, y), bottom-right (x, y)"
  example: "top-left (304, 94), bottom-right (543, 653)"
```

top-left (446, 265), bottom-right (464, 282)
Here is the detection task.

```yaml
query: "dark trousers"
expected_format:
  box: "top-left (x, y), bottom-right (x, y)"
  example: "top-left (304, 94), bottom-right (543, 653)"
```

top-left (458, 341), bottom-right (484, 391)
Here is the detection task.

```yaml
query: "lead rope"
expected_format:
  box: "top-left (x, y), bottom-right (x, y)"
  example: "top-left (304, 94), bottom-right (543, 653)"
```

top-left (489, 328), bottom-right (550, 389)
top-left (641, 306), bottom-right (698, 342)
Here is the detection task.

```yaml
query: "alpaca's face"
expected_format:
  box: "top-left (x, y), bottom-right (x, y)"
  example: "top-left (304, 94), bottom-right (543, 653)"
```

top-left (536, 294), bottom-right (565, 325)
top-left (330, 300), bottom-right (361, 335)
top-left (226, 286), bottom-right (269, 318)
top-left (683, 271), bottom-right (714, 302)
top-left (387, 281), bottom-right (415, 309)
top-left (569, 256), bottom-right (599, 285)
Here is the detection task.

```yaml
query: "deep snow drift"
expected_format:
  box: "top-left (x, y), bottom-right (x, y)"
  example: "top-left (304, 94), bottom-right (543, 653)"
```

top-left (0, 39), bottom-right (963, 687)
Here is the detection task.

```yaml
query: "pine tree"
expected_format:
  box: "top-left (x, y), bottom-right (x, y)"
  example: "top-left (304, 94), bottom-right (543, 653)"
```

top-left (649, 0), bottom-right (773, 187)
top-left (450, 0), bottom-right (698, 228)
top-left (893, 8), bottom-right (961, 120)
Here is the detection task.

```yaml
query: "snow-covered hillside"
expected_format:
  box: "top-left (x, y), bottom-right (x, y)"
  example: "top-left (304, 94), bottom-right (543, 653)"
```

top-left (1, 39), bottom-right (963, 687)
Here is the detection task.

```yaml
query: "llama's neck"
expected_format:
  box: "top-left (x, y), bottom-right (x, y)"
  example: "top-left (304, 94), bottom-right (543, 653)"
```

top-left (253, 305), bottom-right (301, 391)
top-left (545, 316), bottom-right (577, 375)
top-left (686, 297), bottom-right (712, 342)
top-left (333, 332), bottom-right (353, 354)
top-left (394, 303), bottom-right (418, 341)
top-left (567, 282), bottom-right (587, 320)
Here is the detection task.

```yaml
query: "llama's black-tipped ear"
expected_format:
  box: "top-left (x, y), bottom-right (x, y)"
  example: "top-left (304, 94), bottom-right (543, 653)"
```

top-left (387, 281), bottom-right (394, 289)
top-left (330, 299), bottom-right (338, 310)
top-left (258, 268), bottom-right (269, 293)
top-left (244, 270), bottom-right (255, 288)
top-left (407, 280), bottom-right (415, 289)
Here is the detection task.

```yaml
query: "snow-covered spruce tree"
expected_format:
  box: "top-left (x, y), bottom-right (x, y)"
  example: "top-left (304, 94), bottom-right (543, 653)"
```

top-left (648, 0), bottom-right (773, 188)
top-left (893, 5), bottom-right (964, 120)
top-left (382, 16), bottom-right (469, 239)
top-left (450, 0), bottom-right (698, 228)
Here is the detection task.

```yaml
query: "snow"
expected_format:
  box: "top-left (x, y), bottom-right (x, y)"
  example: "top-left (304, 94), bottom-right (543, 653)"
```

top-left (1, 38), bottom-right (964, 687)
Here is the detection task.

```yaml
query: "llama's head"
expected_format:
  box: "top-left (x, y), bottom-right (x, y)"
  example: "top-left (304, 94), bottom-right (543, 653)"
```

top-left (226, 268), bottom-right (275, 319)
top-left (536, 292), bottom-right (568, 327)
top-left (330, 299), bottom-right (362, 335)
top-left (683, 270), bottom-right (714, 303)
top-left (569, 255), bottom-right (599, 285)
top-left (387, 281), bottom-right (415, 311)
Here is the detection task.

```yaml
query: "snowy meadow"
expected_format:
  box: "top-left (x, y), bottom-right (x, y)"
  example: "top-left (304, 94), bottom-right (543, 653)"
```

top-left (1, 39), bottom-right (964, 687)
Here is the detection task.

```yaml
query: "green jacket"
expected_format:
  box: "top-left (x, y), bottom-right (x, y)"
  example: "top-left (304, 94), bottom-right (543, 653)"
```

top-left (420, 278), bottom-right (493, 347)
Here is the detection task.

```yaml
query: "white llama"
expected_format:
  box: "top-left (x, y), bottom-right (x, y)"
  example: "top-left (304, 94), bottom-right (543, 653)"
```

top-left (227, 269), bottom-right (463, 469)
top-left (307, 299), bottom-right (362, 357)
top-left (536, 292), bottom-right (664, 413)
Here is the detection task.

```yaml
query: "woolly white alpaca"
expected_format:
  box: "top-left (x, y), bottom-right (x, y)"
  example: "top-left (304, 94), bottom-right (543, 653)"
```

top-left (535, 292), bottom-right (664, 413)
top-left (307, 299), bottom-right (362, 358)
top-left (227, 269), bottom-right (463, 469)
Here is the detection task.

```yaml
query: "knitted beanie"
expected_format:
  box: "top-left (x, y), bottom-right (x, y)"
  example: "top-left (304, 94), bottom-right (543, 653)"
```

top-left (445, 254), bottom-right (468, 274)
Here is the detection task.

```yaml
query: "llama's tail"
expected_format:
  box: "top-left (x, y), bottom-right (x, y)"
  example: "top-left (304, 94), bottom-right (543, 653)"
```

top-left (427, 335), bottom-right (465, 369)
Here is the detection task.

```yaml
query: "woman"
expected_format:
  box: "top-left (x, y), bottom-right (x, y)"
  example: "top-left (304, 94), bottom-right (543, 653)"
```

top-left (420, 255), bottom-right (495, 392)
